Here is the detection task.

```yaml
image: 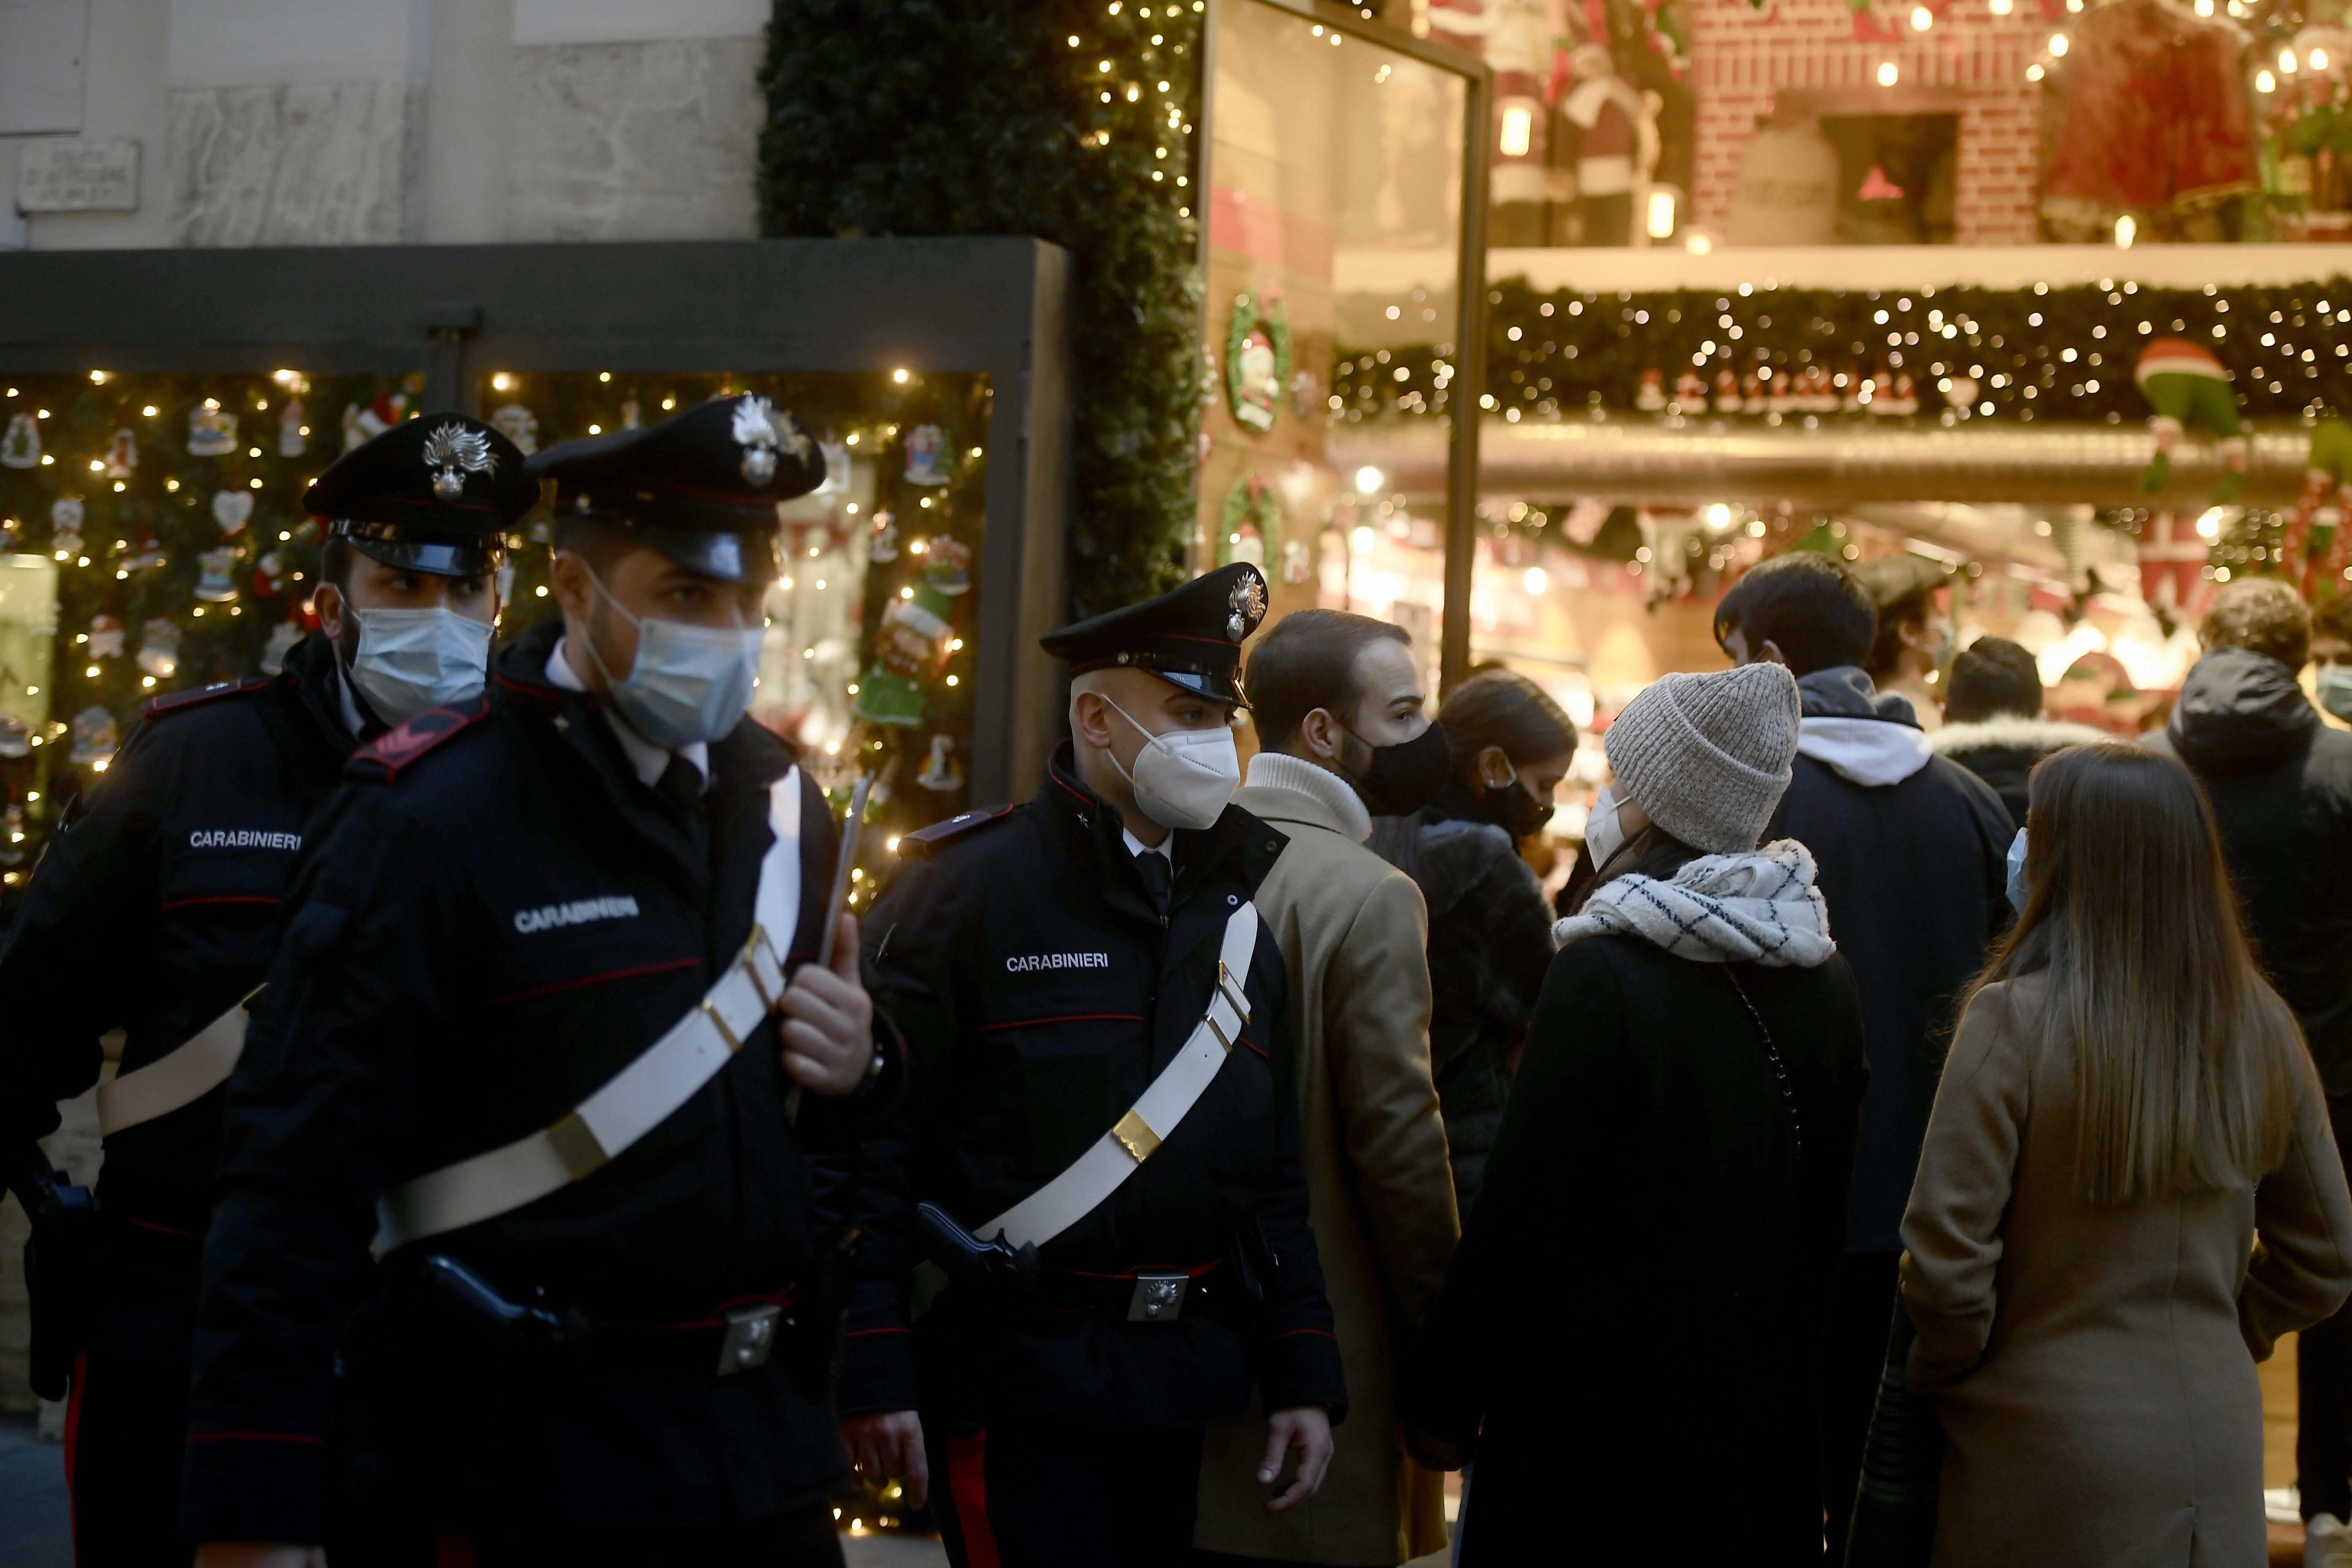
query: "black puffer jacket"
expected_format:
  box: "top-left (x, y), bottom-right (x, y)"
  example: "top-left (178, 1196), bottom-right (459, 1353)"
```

top-left (2147, 648), bottom-right (2352, 1091)
top-left (1377, 784), bottom-right (1557, 1214)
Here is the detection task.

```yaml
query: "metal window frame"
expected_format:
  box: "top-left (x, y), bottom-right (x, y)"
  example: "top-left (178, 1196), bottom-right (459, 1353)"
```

top-left (0, 237), bottom-right (1074, 802)
top-left (1198, 0), bottom-right (1492, 692)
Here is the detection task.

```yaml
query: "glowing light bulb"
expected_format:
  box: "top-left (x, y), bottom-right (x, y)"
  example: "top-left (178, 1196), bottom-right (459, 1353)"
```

top-left (1877, 60), bottom-right (1900, 84)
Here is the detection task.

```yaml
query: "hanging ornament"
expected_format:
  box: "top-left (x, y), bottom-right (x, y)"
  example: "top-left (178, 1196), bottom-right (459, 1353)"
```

top-left (69, 706), bottom-right (119, 767)
top-left (1713, 367), bottom-right (1742, 413)
top-left (868, 509), bottom-right (899, 563)
top-left (1799, 364), bottom-right (1838, 412)
top-left (87, 614), bottom-right (124, 659)
top-left (1767, 370), bottom-right (1794, 415)
top-left (621, 397), bottom-right (642, 432)
top-left (817, 438), bottom-right (851, 495)
top-left (916, 732), bottom-right (966, 793)
top-left (1635, 369), bottom-right (1666, 412)
top-left (106, 427), bottom-right (138, 478)
top-left (1218, 472), bottom-right (1283, 569)
top-left (136, 618), bottom-right (182, 676)
top-left (1224, 290), bottom-right (1292, 434)
top-left (2135, 338), bottom-right (2249, 504)
top-left (902, 424), bottom-right (951, 487)
top-left (195, 547), bottom-right (240, 603)
top-left (1741, 373), bottom-right (1765, 415)
top-left (253, 550), bottom-right (283, 598)
top-left (260, 619), bottom-right (301, 676)
top-left (1280, 537), bottom-right (1315, 585)
top-left (1673, 369), bottom-right (1707, 413)
top-left (0, 720), bottom-right (27, 762)
top-left (212, 489), bottom-right (254, 535)
top-left (1, 414), bottom-right (40, 469)
top-left (490, 403), bottom-right (539, 455)
top-left (187, 404), bottom-right (239, 457)
top-left (278, 398), bottom-right (308, 457)
top-left (49, 498), bottom-right (85, 556)
top-left (1886, 371), bottom-right (1919, 416)
top-left (852, 539), bottom-right (972, 728)
top-left (125, 531), bottom-right (163, 572)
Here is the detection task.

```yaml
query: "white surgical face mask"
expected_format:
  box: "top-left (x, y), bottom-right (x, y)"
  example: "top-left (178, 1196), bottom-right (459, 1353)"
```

top-left (584, 569), bottom-right (765, 748)
top-left (1584, 784), bottom-right (1628, 873)
top-left (1102, 697), bottom-right (1241, 832)
top-left (344, 606), bottom-right (493, 728)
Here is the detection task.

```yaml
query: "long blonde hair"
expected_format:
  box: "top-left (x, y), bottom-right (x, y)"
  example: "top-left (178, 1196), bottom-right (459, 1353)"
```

top-left (1976, 743), bottom-right (2311, 1204)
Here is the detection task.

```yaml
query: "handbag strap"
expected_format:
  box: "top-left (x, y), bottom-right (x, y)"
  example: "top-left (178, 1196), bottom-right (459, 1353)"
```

top-left (1722, 967), bottom-right (1802, 1157)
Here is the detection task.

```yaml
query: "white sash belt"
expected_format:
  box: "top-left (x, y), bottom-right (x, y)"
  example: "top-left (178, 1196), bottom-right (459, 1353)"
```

top-left (372, 767), bottom-right (803, 1254)
top-left (980, 902), bottom-right (1259, 1252)
top-left (96, 996), bottom-right (256, 1137)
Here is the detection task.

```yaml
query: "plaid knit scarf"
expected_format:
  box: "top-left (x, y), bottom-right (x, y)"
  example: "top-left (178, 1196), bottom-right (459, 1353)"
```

top-left (1552, 839), bottom-right (1835, 968)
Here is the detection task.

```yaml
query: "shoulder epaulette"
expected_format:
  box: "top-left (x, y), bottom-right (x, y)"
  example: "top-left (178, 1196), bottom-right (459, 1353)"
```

top-left (896, 803), bottom-right (1018, 859)
top-left (142, 677), bottom-right (271, 723)
top-left (344, 697), bottom-right (493, 784)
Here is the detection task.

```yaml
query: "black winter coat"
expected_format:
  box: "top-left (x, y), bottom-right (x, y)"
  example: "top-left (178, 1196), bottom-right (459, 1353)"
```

top-left (1380, 784), bottom-right (1556, 1214)
top-left (182, 621), bottom-right (893, 1544)
top-left (1408, 934), bottom-right (1868, 1565)
top-left (841, 745), bottom-right (1345, 1431)
top-left (1929, 716), bottom-right (2112, 832)
top-left (2148, 648), bottom-right (2352, 1091)
top-left (1767, 667), bottom-right (2012, 1252)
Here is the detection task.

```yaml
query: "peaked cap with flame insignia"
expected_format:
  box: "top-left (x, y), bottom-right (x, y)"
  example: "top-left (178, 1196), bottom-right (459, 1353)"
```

top-left (303, 412), bottom-right (532, 578)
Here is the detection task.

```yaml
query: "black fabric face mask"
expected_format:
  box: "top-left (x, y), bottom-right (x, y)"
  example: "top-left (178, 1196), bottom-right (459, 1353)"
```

top-left (1484, 766), bottom-right (1555, 839)
top-left (1347, 720), bottom-right (1452, 817)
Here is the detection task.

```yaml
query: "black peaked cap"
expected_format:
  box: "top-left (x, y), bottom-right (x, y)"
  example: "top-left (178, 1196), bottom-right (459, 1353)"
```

top-left (304, 414), bottom-right (534, 578)
top-left (1040, 562), bottom-right (1268, 706)
top-left (525, 394), bottom-right (825, 583)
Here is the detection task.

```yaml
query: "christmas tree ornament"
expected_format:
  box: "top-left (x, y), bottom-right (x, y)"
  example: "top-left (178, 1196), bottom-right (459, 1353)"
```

top-left (1800, 364), bottom-right (1838, 411)
top-left (187, 404), bottom-right (239, 457)
top-left (126, 531), bottom-right (163, 572)
top-left (69, 705), bottom-right (119, 767)
top-left (1218, 472), bottom-right (1283, 569)
top-left (342, 390), bottom-right (410, 453)
top-left (260, 619), bottom-right (301, 675)
top-left (1672, 369), bottom-right (1707, 412)
top-left (421, 421), bottom-right (496, 502)
top-left (901, 424), bottom-right (951, 486)
top-left (1713, 367), bottom-right (1742, 412)
top-left (490, 403), bottom-right (539, 456)
top-left (49, 497), bottom-right (85, 555)
top-left (253, 550), bottom-right (283, 598)
top-left (1635, 369), bottom-right (1666, 411)
top-left (1, 413), bottom-right (40, 469)
top-left (1225, 291), bottom-right (1291, 433)
top-left (868, 509), bottom-right (899, 563)
top-left (278, 398), bottom-right (307, 457)
top-left (1767, 370), bottom-right (1794, 415)
top-left (1741, 373), bottom-right (1764, 414)
top-left (136, 618), bottom-right (181, 676)
top-left (87, 614), bottom-right (123, 658)
top-left (2135, 339), bottom-right (2249, 503)
top-left (916, 732), bottom-right (966, 792)
top-left (817, 438), bottom-right (851, 495)
top-left (1888, 373), bottom-right (1919, 416)
top-left (0, 719), bottom-right (27, 762)
top-left (106, 427), bottom-right (138, 478)
top-left (852, 539), bottom-right (972, 728)
top-left (2283, 419), bottom-right (2352, 597)
top-left (195, 547), bottom-right (240, 603)
top-left (212, 488), bottom-right (254, 534)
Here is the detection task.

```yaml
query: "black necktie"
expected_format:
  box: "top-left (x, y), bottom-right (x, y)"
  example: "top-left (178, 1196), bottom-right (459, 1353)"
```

top-left (654, 754), bottom-right (705, 822)
top-left (1134, 848), bottom-right (1171, 916)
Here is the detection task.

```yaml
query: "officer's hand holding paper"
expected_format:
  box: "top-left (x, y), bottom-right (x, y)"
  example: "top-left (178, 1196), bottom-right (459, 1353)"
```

top-left (780, 911), bottom-right (874, 1095)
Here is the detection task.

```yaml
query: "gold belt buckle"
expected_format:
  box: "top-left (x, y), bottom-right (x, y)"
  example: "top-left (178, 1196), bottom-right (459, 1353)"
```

top-left (716, 1303), bottom-right (780, 1376)
top-left (1127, 1273), bottom-right (1189, 1323)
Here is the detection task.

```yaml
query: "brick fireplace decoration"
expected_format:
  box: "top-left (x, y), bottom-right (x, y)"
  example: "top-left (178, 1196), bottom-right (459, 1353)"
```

top-left (1689, 0), bottom-right (2045, 244)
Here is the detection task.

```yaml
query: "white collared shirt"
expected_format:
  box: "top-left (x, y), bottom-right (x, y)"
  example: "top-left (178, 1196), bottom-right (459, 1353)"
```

top-left (547, 636), bottom-right (710, 792)
top-left (1121, 826), bottom-right (1173, 867)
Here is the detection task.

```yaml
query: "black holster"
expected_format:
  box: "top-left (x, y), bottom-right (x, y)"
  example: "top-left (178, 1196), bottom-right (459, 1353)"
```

top-left (911, 1201), bottom-right (1038, 1433)
top-left (11, 1149), bottom-right (103, 1402)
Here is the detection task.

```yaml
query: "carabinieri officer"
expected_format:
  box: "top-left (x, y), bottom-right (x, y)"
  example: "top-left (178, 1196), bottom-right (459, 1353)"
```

top-left (841, 564), bottom-right (1346, 1567)
top-left (0, 412), bottom-right (527, 1568)
top-left (180, 395), bottom-right (899, 1566)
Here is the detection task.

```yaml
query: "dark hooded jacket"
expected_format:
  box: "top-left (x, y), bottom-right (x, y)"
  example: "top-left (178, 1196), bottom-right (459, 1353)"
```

top-left (1763, 666), bottom-right (2013, 1252)
top-left (1930, 715), bottom-right (2112, 830)
top-left (2147, 647), bottom-right (2352, 1091)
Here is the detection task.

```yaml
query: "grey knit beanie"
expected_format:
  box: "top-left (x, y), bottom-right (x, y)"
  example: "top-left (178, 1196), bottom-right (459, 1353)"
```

top-left (1603, 664), bottom-right (1801, 854)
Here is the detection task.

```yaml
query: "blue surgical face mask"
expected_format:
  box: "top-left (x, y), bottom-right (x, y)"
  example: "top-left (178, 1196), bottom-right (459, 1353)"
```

top-left (583, 570), bottom-right (765, 748)
top-left (2318, 664), bottom-right (2352, 723)
top-left (2005, 827), bottom-right (2030, 915)
top-left (345, 606), bottom-right (493, 728)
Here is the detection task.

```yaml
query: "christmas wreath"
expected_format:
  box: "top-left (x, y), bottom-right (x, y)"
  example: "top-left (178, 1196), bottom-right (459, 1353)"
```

top-left (1225, 292), bottom-right (1293, 435)
top-left (1217, 471), bottom-right (1284, 568)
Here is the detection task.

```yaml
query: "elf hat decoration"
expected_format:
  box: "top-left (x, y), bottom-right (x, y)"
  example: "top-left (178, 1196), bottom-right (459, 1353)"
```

top-left (2134, 338), bottom-right (2248, 503)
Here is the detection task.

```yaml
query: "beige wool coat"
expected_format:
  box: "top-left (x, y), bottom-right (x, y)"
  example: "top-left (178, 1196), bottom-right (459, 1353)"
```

top-left (1902, 973), bottom-right (2352, 1567)
top-left (1194, 757), bottom-right (1461, 1565)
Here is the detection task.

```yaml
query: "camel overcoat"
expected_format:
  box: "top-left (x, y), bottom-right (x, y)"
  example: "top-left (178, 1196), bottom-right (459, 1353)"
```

top-left (1194, 767), bottom-right (1459, 1565)
top-left (1902, 973), bottom-right (2352, 1567)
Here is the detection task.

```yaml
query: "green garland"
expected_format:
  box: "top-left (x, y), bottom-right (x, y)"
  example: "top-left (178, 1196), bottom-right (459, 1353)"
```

top-left (757, 0), bottom-right (1205, 620)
